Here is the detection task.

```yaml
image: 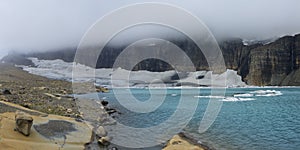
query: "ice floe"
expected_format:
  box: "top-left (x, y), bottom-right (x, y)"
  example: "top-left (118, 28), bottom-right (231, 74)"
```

top-left (250, 90), bottom-right (283, 97)
top-left (220, 97), bottom-right (256, 102)
top-left (194, 95), bottom-right (225, 99)
top-left (233, 93), bottom-right (254, 97)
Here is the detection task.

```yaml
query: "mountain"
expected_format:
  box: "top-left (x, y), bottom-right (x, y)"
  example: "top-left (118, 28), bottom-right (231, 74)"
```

top-left (246, 35), bottom-right (300, 86)
top-left (2, 34), bottom-right (300, 86)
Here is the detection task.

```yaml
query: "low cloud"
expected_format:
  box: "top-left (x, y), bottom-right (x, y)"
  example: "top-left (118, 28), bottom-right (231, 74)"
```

top-left (0, 0), bottom-right (300, 57)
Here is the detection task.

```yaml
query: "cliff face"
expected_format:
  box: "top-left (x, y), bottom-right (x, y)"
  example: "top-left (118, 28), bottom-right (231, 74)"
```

top-left (281, 34), bottom-right (300, 86)
top-left (246, 36), bottom-right (295, 85)
top-left (2, 34), bottom-right (300, 86)
top-left (219, 38), bottom-right (244, 70)
top-left (294, 34), bottom-right (300, 70)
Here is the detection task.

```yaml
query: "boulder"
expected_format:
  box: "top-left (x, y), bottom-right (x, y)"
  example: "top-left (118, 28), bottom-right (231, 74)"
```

top-left (96, 86), bottom-right (109, 93)
top-left (1, 89), bottom-right (12, 95)
top-left (15, 111), bottom-right (33, 136)
top-left (101, 100), bottom-right (109, 106)
top-left (98, 136), bottom-right (112, 146)
top-left (95, 126), bottom-right (107, 137)
top-left (104, 107), bottom-right (117, 115)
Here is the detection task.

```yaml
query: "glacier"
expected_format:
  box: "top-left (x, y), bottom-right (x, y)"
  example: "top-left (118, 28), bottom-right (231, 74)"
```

top-left (20, 58), bottom-right (247, 88)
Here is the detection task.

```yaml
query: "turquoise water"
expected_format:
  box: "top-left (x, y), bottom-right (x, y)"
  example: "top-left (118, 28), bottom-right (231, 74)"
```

top-left (98, 88), bottom-right (300, 150)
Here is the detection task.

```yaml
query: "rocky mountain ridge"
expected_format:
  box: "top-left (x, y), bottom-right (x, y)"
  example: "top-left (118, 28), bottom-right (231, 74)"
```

top-left (2, 34), bottom-right (300, 86)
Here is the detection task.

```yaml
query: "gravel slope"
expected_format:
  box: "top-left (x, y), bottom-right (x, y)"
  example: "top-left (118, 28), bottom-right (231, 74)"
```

top-left (0, 63), bottom-right (79, 117)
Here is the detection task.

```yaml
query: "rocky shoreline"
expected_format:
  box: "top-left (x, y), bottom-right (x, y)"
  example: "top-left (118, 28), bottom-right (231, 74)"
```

top-left (0, 63), bottom-right (209, 150)
top-left (0, 63), bottom-right (79, 117)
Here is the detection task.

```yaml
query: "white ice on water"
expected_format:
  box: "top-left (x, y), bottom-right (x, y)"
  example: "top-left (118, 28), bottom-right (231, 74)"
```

top-left (220, 97), bottom-right (256, 102)
top-left (218, 89), bottom-right (283, 102)
top-left (250, 90), bottom-right (283, 97)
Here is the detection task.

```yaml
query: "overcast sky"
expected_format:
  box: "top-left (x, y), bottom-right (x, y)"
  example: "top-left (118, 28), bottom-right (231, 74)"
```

top-left (1, 0), bottom-right (300, 58)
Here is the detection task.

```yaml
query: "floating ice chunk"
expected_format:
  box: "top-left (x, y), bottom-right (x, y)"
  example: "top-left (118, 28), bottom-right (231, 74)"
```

top-left (221, 97), bottom-right (240, 101)
top-left (220, 97), bottom-right (255, 102)
top-left (194, 95), bottom-right (225, 99)
top-left (171, 94), bottom-right (178, 97)
top-left (239, 98), bottom-right (256, 101)
top-left (233, 93), bottom-right (254, 97)
top-left (250, 90), bottom-right (283, 97)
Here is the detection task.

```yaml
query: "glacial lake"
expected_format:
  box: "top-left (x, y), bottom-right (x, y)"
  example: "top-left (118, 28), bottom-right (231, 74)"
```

top-left (92, 87), bottom-right (300, 150)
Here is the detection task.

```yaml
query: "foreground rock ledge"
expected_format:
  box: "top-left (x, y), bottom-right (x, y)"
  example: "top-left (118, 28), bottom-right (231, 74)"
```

top-left (0, 101), bottom-right (92, 150)
top-left (163, 134), bottom-right (208, 150)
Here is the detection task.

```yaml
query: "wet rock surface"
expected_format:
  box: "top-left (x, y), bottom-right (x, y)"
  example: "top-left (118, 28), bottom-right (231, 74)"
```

top-left (33, 120), bottom-right (76, 139)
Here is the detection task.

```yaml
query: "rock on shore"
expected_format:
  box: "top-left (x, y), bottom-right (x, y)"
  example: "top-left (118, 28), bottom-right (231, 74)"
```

top-left (163, 133), bottom-right (209, 150)
top-left (15, 110), bottom-right (33, 136)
